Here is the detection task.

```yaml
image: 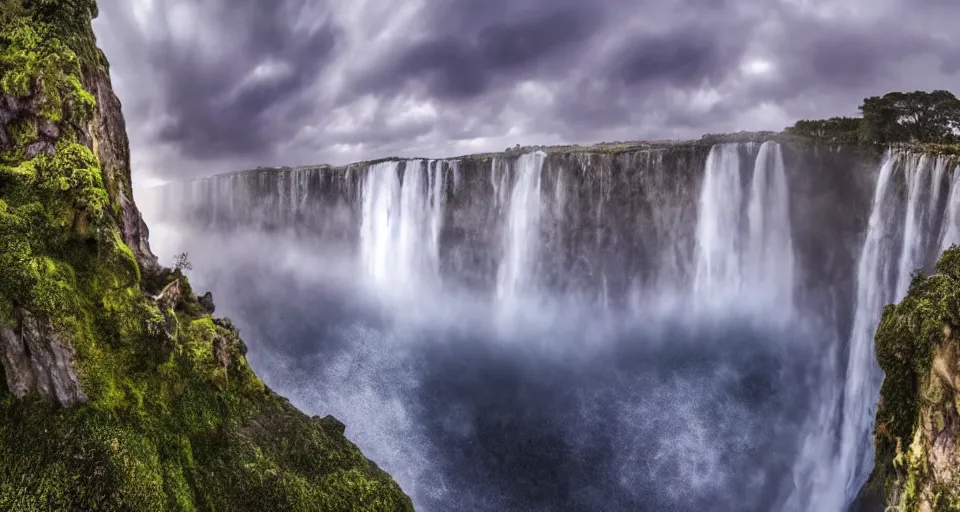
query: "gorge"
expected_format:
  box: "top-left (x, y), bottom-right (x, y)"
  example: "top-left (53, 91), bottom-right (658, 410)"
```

top-left (140, 138), bottom-right (960, 511)
top-left (3, 1), bottom-right (960, 510)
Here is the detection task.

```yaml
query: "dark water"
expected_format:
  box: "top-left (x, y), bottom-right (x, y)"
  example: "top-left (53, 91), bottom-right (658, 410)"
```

top-left (141, 141), bottom-right (935, 511)
top-left (187, 248), bottom-right (822, 512)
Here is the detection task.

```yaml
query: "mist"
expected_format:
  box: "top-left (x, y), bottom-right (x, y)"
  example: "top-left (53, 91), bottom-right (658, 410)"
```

top-left (139, 142), bottom-right (960, 511)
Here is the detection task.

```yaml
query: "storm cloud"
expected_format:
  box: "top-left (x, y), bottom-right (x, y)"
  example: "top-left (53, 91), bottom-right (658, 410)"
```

top-left (93, 0), bottom-right (960, 184)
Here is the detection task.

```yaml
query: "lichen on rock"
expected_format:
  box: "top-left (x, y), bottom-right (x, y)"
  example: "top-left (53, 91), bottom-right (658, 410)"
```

top-left (0, 2), bottom-right (413, 510)
top-left (862, 247), bottom-right (960, 511)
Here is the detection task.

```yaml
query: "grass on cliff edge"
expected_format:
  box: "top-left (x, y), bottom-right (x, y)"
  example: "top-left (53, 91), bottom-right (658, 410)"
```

top-left (0, 7), bottom-right (413, 512)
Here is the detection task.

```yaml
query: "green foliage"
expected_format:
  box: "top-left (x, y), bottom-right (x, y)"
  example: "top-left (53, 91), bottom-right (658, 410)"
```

top-left (784, 117), bottom-right (862, 144)
top-left (908, 142), bottom-right (960, 160)
top-left (860, 90), bottom-right (960, 145)
top-left (859, 93), bottom-right (903, 146)
top-left (22, 0), bottom-right (100, 69)
top-left (0, 0), bottom-right (23, 25)
top-left (869, 246), bottom-right (960, 508)
top-left (0, 290), bottom-right (414, 511)
top-left (0, 16), bottom-right (94, 124)
top-left (0, 8), bottom-right (414, 512)
top-left (0, 140), bottom-right (117, 319)
top-left (782, 90), bottom-right (960, 150)
top-left (699, 130), bottom-right (780, 145)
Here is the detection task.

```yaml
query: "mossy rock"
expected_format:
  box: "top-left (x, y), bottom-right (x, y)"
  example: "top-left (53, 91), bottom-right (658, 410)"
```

top-left (865, 246), bottom-right (960, 510)
top-left (0, 3), bottom-right (413, 511)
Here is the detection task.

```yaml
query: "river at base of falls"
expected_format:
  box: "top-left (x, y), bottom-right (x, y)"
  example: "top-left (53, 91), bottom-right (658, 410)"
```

top-left (142, 144), bottom-right (960, 511)
top-left (197, 255), bottom-right (816, 512)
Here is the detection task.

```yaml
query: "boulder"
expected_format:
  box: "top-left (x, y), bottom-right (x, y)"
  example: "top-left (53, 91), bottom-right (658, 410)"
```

top-left (199, 291), bottom-right (216, 314)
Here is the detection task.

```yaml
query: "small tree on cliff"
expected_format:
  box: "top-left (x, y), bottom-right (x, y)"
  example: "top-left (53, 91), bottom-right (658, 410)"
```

top-left (174, 251), bottom-right (192, 272)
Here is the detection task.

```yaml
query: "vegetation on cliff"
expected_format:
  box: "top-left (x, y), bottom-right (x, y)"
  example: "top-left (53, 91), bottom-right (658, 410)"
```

top-left (0, 2), bottom-right (412, 510)
top-left (864, 247), bottom-right (960, 511)
top-left (786, 90), bottom-right (960, 150)
top-left (783, 116), bottom-right (863, 145)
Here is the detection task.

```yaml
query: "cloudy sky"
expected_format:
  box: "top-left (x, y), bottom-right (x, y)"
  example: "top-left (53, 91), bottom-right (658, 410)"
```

top-left (93, 0), bottom-right (960, 185)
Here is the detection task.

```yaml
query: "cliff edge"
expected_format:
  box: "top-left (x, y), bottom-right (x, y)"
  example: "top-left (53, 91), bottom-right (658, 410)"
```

top-left (0, 1), bottom-right (413, 510)
top-left (856, 246), bottom-right (960, 511)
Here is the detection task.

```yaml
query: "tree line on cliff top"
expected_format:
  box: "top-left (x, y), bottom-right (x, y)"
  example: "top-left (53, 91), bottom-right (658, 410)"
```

top-left (785, 90), bottom-right (960, 147)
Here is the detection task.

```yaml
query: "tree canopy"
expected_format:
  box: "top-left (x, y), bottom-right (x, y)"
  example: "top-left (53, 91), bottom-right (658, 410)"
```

top-left (783, 116), bottom-right (861, 144)
top-left (785, 90), bottom-right (960, 147)
top-left (860, 90), bottom-right (960, 144)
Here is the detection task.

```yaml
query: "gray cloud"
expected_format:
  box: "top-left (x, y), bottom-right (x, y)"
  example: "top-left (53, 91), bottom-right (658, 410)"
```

top-left (616, 32), bottom-right (728, 88)
top-left (93, 0), bottom-right (960, 184)
top-left (372, 6), bottom-right (602, 100)
top-left (138, 1), bottom-right (338, 159)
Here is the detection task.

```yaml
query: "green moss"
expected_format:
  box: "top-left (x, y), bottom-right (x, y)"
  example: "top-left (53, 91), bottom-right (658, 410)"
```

top-left (7, 118), bottom-right (36, 146)
top-left (867, 246), bottom-right (960, 509)
top-left (0, 6), bottom-right (413, 511)
top-left (0, 16), bottom-right (94, 123)
top-left (925, 372), bottom-right (944, 405)
top-left (24, 0), bottom-right (99, 71)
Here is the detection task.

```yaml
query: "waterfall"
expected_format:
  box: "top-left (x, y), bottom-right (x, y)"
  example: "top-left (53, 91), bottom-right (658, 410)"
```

top-left (360, 161), bottom-right (401, 287)
top-left (693, 141), bottom-right (794, 314)
top-left (428, 161), bottom-right (446, 275)
top-left (785, 151), bottom-right (959, 511)
top-left (895, 155), bottom-right (930, 296)
top-left (834, 150), bottom-right (955, 502)
top-left (746, 141), bottom-right (795, 312)
top-left (929, 157), bottom-right (948, 224)
top-left (359, 160), bottom-right (445, 293)
top-left (940, 163), bottom-right (960, 251)
top-left (496, 151), bottom-right (546, 303)
top-left (286, 167), bottom-right (309, 221)
top-left (835, 151), bottom-right (898, 503)
top-left (137, 141), bottom-right (960, 512)
top-left (397, 161), bottom-right (426, 284)
top-left (694, 143), bottom-right (744, 303)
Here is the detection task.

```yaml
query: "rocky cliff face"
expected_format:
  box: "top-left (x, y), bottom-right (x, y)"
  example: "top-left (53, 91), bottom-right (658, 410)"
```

top-left (856, 247), bottom-right (960, 511)
top-left (145, 134), bottom-right (960, 510)
top-left (146, 139), bottom-right (878, 336)
top-left (155, 142), bottom-right (871, 288)
top-left (0, 2), bottom-right (412, 510)
top-left (0, 310), bottom-right (85, 406)
top-left (83, 48), bottom-right (158, 273)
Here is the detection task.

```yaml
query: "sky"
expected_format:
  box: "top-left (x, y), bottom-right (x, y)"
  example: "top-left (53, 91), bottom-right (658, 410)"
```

top-left (93, 0), bottom-right (960, 186)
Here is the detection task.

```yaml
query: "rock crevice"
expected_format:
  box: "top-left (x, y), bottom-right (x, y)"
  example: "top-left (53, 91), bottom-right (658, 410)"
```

top-left (0, 311), bottom-right (86, 407)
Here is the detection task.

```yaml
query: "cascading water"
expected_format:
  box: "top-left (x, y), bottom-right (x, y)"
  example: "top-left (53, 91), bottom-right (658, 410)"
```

top-left (496, 151), bottom-right (545, 305)
top-left (787, 150), bottom-right (959, 511)
top-left (747, 141), bottom-right (795, 313)
top-left (838, 151), bottom-right (898, 504)
top-left (359, 161), bottom-right (402, 287)
top-left (359, 160), bottom-right (446, 295)
top-left (895, 154), bottom-right (930, 296)
top-left (694, 143), bottom-right (745, 305)
top-left (139, 142), bottom-right (960, 512)
top-left (694, 141), bottom-right (795, 316)
top-left (941, 163), bottom-right (960, 251)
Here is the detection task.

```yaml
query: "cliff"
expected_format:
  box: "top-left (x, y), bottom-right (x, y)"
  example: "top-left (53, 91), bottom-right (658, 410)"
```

top-left (0, 2), bottom-right (412, 510)
top-left (145, 130), bottom-right (960, 509)
top-left (147, 139), bottom-right (879, 308)
top-left (854, 246), bottom-right (960, 511)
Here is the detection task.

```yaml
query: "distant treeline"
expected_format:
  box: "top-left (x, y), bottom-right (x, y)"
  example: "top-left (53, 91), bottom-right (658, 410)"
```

top-left (784, 90), bottom-right (960, 146)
